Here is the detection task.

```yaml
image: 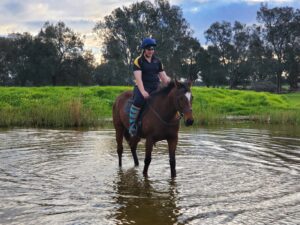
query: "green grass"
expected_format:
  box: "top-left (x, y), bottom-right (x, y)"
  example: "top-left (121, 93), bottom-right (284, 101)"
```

top-left (192, 88), bottom-right (300, 125)
top-left (0, 86), bottom-right (299, 127)
top-left (0, 86), bottom-right (130, 127)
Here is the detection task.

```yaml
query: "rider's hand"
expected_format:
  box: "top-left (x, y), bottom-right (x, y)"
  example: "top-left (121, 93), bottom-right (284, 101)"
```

top-left (141, 90), bottom-right (150, 99)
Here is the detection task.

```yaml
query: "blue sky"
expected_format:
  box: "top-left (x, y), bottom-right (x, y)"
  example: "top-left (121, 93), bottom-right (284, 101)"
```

top-left (1, 0), bottom-right (299, 61)
top-left (177, 0), bottom-right (300, 43)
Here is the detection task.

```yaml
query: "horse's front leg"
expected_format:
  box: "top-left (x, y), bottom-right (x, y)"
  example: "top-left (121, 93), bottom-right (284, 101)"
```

top-left (115, 125), bottom-right (124, 167)
top-left (143, 137), bottom-right (153, 177)
top-left (167, 137), bottom-right (178, 178)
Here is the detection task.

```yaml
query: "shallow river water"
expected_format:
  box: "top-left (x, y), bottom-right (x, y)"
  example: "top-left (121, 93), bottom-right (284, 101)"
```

top-left (0, 125), bottom-right (299, 225)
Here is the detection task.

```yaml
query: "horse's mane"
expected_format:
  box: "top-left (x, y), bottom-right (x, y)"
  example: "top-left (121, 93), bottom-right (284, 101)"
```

top-left (149, 81), bottom-right (175, 98)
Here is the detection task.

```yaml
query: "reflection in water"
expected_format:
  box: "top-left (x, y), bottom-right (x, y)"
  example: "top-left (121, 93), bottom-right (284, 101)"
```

top-left (111, 168), bottom-right (182, 225)
top-left (0, 126), bottom-right (299, 224)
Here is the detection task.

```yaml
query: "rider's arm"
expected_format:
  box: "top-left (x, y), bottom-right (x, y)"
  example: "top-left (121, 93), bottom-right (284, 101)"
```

top-left (158, 60), bottom-right (170, 85)
top-left (134, 70), bottom-right (149, 98)
top-left (159, 71), bottom-right (171, 85)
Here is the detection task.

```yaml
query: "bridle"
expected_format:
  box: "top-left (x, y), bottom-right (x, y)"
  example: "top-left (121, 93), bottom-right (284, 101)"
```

top-left (174, 91), bottom-right (193, 114)
top-left (146, 89), bottom-right (191, 126)
top-left (147, 103), bottom-right (183, 126)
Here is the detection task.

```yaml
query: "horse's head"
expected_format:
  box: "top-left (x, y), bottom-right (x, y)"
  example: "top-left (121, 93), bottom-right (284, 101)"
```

top-left (173, 79), bottom-right (194, 126)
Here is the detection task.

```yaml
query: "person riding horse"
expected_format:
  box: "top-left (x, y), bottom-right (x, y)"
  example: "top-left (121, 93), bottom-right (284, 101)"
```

top-left (129, 38), bottom-right (171, 136)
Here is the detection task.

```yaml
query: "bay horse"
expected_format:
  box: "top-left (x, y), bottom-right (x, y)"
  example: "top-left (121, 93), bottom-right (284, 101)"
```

top-left (112, 79), bottom-right (194, 178)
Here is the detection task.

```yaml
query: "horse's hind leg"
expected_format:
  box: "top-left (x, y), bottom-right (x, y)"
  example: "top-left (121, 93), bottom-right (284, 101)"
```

top-left (124, 131), bottom-right (139, 166)
top-left (115, 125), bottom-right (124, 167)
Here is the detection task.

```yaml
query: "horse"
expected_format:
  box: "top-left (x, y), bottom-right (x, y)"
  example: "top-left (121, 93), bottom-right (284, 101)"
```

top-left (112, 79), bottom-right (194, 178)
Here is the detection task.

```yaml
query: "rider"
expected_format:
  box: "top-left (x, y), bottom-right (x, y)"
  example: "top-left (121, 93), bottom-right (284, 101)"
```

top-left (129, 37), bottom-right (171, 136)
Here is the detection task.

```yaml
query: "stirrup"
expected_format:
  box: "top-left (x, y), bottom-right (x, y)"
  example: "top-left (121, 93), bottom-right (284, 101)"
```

top-left (129, 124), bottom-right (138, 137)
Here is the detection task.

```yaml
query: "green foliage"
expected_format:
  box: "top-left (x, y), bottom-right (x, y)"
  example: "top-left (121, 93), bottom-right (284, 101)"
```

top-left (0, 86), bottom-right (299, 127)
top-left (93, 0), bottom-right (201, 83)
top-left (190, 87), bottom-right (300, 125)
top-left (1, 2), bottom-right (299, 90)
top-left (0, 86), bottom-right (130, 127)
top-left (0, 22), bottom-right (94, 86)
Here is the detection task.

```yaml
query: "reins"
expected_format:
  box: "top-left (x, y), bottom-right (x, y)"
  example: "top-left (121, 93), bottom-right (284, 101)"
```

top-left (146, 100), bottom-right (183, 127)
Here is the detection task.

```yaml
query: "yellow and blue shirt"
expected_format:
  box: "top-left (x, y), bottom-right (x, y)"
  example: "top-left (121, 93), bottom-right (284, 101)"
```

top-left (133, 54), bottom-right (164, 90)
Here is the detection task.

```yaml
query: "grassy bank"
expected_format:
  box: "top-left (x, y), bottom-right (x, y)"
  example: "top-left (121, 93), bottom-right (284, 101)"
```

top-left (0, 86), bottom-right (299, 127)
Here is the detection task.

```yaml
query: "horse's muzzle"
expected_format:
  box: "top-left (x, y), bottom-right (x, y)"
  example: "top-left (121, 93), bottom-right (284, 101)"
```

top-left (185, 118), bottom-right (194, 126)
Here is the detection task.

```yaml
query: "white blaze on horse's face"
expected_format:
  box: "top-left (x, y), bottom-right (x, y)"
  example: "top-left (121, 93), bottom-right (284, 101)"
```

top-left (185, 92), bottom-right (192, 103)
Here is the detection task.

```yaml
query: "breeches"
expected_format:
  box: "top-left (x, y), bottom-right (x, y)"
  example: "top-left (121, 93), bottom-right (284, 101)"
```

top-left (132, 86), bottom-right (156, 108)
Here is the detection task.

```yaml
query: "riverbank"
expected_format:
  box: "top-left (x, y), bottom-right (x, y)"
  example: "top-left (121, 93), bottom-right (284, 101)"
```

top-left (0, 86), bottom-right (299, 127)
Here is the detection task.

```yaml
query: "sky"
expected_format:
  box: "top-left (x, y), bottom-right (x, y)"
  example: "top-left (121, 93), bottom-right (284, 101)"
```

top-left (1, 0), bottom-right (300, 62)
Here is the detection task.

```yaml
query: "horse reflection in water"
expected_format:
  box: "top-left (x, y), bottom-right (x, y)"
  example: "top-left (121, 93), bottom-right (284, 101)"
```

top-left (110, 168), bottom-right (183, 225)
top-left (113, 80), bottom-right (194, 177)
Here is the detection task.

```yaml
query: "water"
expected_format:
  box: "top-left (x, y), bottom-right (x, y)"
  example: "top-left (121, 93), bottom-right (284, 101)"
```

top-left (0, 126), bottom-right (299, 225)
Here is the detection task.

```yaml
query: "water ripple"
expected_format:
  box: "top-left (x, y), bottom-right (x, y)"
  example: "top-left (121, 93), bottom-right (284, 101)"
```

top-left (0, 127), bottom-right (299, 225)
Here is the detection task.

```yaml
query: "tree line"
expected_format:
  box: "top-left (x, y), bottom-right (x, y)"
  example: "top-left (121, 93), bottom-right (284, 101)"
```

top-left (0, 0), bottom-right (299, 92)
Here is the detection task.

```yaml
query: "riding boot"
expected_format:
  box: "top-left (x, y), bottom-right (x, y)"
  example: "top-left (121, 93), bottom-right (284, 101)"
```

top-left (129, 105), bottom-right (141, 137)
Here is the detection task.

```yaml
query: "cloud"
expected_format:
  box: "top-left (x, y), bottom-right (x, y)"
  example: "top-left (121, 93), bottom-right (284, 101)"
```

top-left (3, 1), bottom-right (24, 15)
top-left (172, 0), bottom-right (298, 7)
top-left (175, 0), bottom-right (296, 3)
top-left (0, 0), bottom-right (139, 63)
top-left (190, 7), bottom-right (201, 13)
top-left (0, 0), bottom-right (137, 35)
top-left (1, 0), bottom-right (298, 35)
top-left (1, 0), bottom-right (299, 62)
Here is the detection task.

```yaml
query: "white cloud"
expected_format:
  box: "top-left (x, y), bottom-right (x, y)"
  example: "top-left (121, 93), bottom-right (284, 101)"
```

top-left (1, 0), bottom-right (297, 35)
top-left (0, 0), bottom-right (298, 63)
top-left (0, 0), bottom-right (137, 35)
top-left (172, 0), bottom-right (296, 4)
top-left (0, 0), bottom-right (139, 63)
top-left (245, 0), bottom-right (294, 2)
top-left (0, 0), bottom-right (141, 64)
top-left (190, 7), bottom-right (201, 13)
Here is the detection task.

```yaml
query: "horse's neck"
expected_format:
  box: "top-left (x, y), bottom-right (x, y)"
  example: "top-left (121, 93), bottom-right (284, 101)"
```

top-left (150, 91), bottom-right (177, 120)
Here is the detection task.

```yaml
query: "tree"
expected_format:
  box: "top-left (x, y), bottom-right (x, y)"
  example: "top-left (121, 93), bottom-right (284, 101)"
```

top-left (284, 9), bottom-right (300, 90)
top-left (63, 51), bottom-right (95, 85)
top-left (0, 22), bottom-right (93, 86)
top-left (0, 37), bottom-right (13, 85)
top-left (196, 46), bottom-right (227, 87)
top-left (257, 4), bottom-right (295, 92)
top-left (38, 21), bottom-right (84, 85)
top-left (248, 25), bottom-right (273, 82)
top-left (205, 21), bottom-right (236, 87)
top-left (7, 33), bottom-right (35, 86)
top-left (231, 22), bottom-right (252, 87)
top-left (94, 0), bottom-right (198, 84)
